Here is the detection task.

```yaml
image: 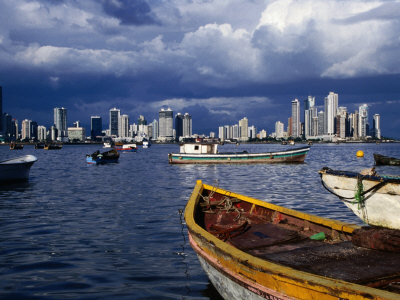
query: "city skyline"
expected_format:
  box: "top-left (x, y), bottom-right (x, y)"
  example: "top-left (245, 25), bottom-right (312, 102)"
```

top-left (1, 1), bottom-right (400, 138)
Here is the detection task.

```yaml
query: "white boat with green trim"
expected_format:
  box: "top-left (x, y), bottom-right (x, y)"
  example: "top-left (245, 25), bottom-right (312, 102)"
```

top-left (168, 143), bottom-right (310, 164)
top-left (319, 167), bottom-right (400, 230)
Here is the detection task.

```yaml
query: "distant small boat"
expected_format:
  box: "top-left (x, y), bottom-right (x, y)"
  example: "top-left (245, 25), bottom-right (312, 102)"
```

top-left (44, 143), bottom-right (62, 150)
top-left (185, 181), bottom-right (400, 299)
top-left (374, 153), bottom-right (400, 166)
top-left (168, 143), bottom-right (310, 164)
top-left (0, 155), bottom-right (37, 183)
top-left (142, 141), bottom-right (151, 148)
top-left (114, 143), bottom-right (137, 152)
top-left (319, 167), bottom-right (400, 229)
top-left (86, 149), bottom-right (119, 164)
top-left (103, 142), bottom-right (113, 148)
top-left (35, 143), bottom-right (45, 149)
top-left (10, 142), bottom-right (23, 150)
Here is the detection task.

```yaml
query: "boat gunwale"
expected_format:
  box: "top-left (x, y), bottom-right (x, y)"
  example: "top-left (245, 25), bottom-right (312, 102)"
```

top-left (184, 180), bottom-right (399, 299)
top-left (0, 155), bottom-right (38, 165)
top-left (319, 167), bottom-right (400, 183)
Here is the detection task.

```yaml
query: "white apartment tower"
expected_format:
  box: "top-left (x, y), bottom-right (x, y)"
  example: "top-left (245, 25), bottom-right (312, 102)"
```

top-left (275, 121), bottom-right (284, 139)
top-left (119, 114), bottom-right (130, 138)
top-left (158, 108), bottom-right (173, 141)
top-left (291, 99), bottom-right (300, 138)
top-left (324, 92), bottom-right (338, 136)
top-left (359, 104), bottom-right (369, 138)
top-left (373, 114), bottom-right (381, 139)
top-left (238, 117), bottom-right (249, 141)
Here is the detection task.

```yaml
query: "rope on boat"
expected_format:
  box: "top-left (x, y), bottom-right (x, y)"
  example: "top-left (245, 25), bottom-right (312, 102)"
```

top-left (320, 175), bottom-right (388, 207)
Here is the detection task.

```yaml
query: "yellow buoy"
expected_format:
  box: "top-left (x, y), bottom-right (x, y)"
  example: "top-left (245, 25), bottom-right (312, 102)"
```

top-left (356, 150), bottom-right (364, 157)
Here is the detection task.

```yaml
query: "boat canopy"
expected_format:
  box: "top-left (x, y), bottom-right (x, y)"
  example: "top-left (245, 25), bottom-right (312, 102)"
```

top-left (179, 143), bottom-right (218, 154)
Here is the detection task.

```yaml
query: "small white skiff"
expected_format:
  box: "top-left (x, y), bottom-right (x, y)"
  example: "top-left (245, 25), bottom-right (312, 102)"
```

top-left (319, 167), bottom-right (400, 230)
top-left (0, 155), bottom-right (38, 183)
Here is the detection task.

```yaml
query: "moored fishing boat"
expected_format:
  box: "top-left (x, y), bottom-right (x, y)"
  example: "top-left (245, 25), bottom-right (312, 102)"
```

top-left (86, 149), bottom-right (119, 164)
top-left (44, 143), bottom-right (63, 150)
top-left (0, 155), bottom-right (38, 183)
top-left (168, 143), bottom-right (310, 164)
top-left (185, 180), bottom-right (400, 300)
top-left (114, 143), bottom-right (137, 152)
top-left (374, 153), bottom-right (400, 166)
top-left (10, 142), bottom-right (23, 150)
top-left (319, 167), bottom-right (400, 230)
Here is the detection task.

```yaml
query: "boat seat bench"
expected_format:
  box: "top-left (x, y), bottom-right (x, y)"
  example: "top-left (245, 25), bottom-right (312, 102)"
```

top-left (227, 222), bottom-right (400, 287)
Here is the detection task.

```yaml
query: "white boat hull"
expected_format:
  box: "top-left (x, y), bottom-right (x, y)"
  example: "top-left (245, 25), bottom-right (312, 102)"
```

top-left (320, 171), bottom-right (400, 229)
top-left (0, 155), bottom-right (38, 182)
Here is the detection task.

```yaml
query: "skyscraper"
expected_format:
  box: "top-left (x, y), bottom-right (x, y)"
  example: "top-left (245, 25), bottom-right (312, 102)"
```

top-left (90, 116), bottom-right (102, 139)
top-left (109, 108), bottom-right (120, 136)
top-left (183, 113), bottom-right (192, 138)
top-left (359, 104), bottom-right (369, 138)
top-left (304, 96), bottom-right (316, 139)
top-left (54, 107), bottom-right (67, 140)
top-left (373, 114), bottom-right (381, 139)
top-left (119, 114), bottom-right (129, 138)
top-left (21, 119), bottom-right (31, 140)
top-left (324, 92), bottom-right (338, 136)
top-left (291, 99), bottom-right (300, 138)
top-left (158, 108), bottom-right (173, 141)
top-left (175, 113), bottom-right (184, 141)
top-left (238, 117), bottom-right (249, 141)
top-left (275, 121), bottom-right (284, 139)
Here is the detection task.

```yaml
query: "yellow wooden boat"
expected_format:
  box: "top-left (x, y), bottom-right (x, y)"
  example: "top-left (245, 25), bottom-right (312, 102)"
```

top-left (185, 180), bottom-right (400, 299)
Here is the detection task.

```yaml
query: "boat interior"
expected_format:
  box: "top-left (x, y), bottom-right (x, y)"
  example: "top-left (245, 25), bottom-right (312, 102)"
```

top-left (195, 188), bottom-right (400, 294)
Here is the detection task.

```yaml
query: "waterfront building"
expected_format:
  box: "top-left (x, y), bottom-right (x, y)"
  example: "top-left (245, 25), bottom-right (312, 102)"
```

top-left (275, 121), bottom-right (284, 139)
top-left (91, 116), bottom-right (102, 140)
top-left (175, 113), bottom-right (184, 141)
top-left (373, 114), bottom-right (381, 139)
top-left (30, 121), bottom-right (38, 140)
top-left (317, 111), bottom-right (324, 136)
top-left (336, 107), bottom-right (347, 139)
top-left (238, 117), bottom-right (249, 142)
top-left (358, 104), bottom-right (369, 138)
top-left (218, 126), bottom-right (225, 141)
top-left (152, 119), bottom-right (159, 141)
top-left (109, 108), bottom-right (120, 137)
top-left (183, 113), bottom-right (192, 138)
top-left (2, 113), bottom-right (13, 141)
top-left (158, 108), bottom-right (173, 141)
top-left (232, 124), bottom-right (239, 140)
top-left (12, 119), bottom-right (18, 140)
top-left (311, 116), bottom-right (318, 137)
top-left (138, 115), bottom-right (147, 125)
top-left (21, 119), bottom-right (31, 140)
top-left (224, 125), bottom-right (232, 140)
top-left (54, 107), bottom-right (68, 140)
top-left (50, 125), bottom-right (58, 141)
top-left (304, 96), bottom-right (317, 139)
top-left (248, 125), bottom-right (257, 139)
top-left (119, 114), bottom-right (129, 138)
top-left (291, 99), bottom-right (300, 138)
top-left (324, 92), bottom-right (338, 136)
top-left (68, 126), bottom-right (85, 141)
top-left (38, 125), bottom-right (46, 141)
top-left (259, 129), bottom-right (267, 139)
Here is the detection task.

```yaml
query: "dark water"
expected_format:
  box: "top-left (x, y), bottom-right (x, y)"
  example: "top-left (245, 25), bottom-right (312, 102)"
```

top-left (1, 142), bottom-right (400, 300)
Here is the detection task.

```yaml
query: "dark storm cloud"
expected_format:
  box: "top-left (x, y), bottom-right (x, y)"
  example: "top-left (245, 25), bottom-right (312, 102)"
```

top-left (101, 0), bottom-right (159, 26)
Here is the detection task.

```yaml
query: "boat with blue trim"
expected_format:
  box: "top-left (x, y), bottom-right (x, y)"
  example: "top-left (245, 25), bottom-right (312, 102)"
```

top-left (185, 180), bottom-right (400, 299)
top-left (0, 155), bottom-right (37, 183)
top-left (86, 149), bottom-right (119, 164)
top-left (168, 143), bottom-right (310, 164)
top-left (319, 167), bottom-right (400, 230)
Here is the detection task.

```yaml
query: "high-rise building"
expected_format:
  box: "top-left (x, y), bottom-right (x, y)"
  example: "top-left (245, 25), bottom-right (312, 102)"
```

top-left (158, 108), bottom-right (173, 141)
top-left (304, 96), bottom-right (317, 139)
top-left (138, 115), bottom-right (147, 125)
top-left (54, 107), bottom-right (68, 140)
top-left (38, 125), bottom-right (47, 141)
top-left (218, 126), bottom-right (225, 141)
top-left (324, 92), bottom-right (338, 136)
top-left (317, 111), bottom-right (324, 136)
top-left (358, 104), bottom-right (369, 138)
top-left (183, 113), bottom-right (192, 138)
top-left (21, 119), bottom-right (31, 140)
top-left (109, 108), bottom-right (120, 136)
top-left (291, 99), bottom-right (300, 138)
top-left (373, 114), bottom-right (381, 139)
top-left (275, 121), bottom-right (284, 139)
top-left (175, 113), bottom-right (184, 141)
top-left (238, 117), bottom-right (249, 141)
top-left (336, 107), bottom-right (347, 139)
top-left (248, 125), bottom-right (257, 139)
top-left (30, 121), bottom-right (38, 140)
top-left (152, 119), bottom-right (159, 140)
top-left (119, 114), bottom-right (129, 138)
top-left (91, 116), bottom-right (102, 140)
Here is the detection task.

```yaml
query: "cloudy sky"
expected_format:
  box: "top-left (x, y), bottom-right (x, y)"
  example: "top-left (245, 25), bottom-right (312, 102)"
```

top-left (1, 0), bottom-right (400, 137)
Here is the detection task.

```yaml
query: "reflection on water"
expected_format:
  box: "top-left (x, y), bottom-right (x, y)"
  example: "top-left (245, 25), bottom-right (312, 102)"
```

top-left (0, 143), bottom-right (399, 299)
